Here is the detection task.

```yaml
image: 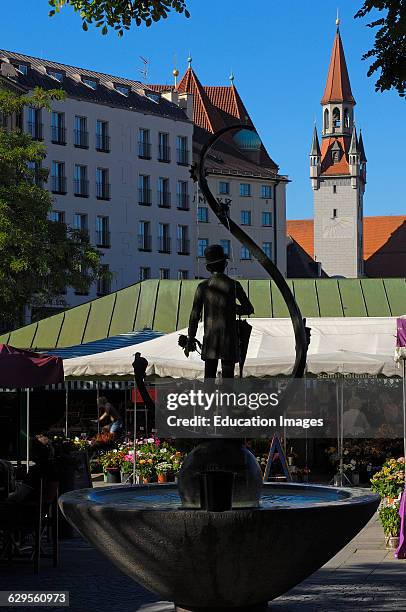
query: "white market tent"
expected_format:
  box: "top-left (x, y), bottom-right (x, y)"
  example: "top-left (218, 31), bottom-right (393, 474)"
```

top-left (63, 317), bottom-right (403, 380)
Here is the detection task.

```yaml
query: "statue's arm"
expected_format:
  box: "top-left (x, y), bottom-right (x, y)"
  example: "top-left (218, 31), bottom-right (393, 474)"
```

top-left (236, 281), bottom-right (254, 316)
top-left (188, 284), bottom-right (204, 338)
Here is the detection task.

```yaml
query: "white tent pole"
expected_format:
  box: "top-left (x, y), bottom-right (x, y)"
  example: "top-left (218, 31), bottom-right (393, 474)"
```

top-left (339, 379), bottom-right (344, 487)
top-left (133, 382), bottom-right (137, 485)
top-left (26, 388), bottom-right (30, 474)
top-left (96, 382), bottom-right (100, 435)
top-left (65, 387), bottom-right (69, 437)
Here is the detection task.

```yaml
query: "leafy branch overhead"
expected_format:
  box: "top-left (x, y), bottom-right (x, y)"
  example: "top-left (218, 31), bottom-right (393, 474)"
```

top-left (355, 0), bottom-right (406, 98)
top-left (48, 0), bottom-right (190, 36)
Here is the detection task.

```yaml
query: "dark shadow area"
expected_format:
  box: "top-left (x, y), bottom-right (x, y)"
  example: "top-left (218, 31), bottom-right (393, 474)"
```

top-left (365, 220), bottom-right (406, 278)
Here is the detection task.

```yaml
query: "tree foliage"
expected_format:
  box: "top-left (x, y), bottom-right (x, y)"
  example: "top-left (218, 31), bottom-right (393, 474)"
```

top-left (355, 0), bottom-right (406, 98)
top-left (0, 86), bottom-right (105, 329)
top-left (48, 0), bottom-right (190, 36)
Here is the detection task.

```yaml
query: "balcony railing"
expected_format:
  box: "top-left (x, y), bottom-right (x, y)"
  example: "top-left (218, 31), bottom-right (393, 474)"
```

top-left (138, 188), bottom-right (152, 206)
top-left (74, 129), bottom-right (89, 148)
top-left (96, 133), bottom-right (110, 152)
top-left (96, 230), bottom-right (111, 248)
top-left (177, 193), bottom-right (190, 210)
top-left (51, 125), bottom-right (66, 145)
top-left (28, 122), bottom-right (43, 140)
top-left (158, 190), bottom-right (171, 208)
top-left (177, 148), bottom-right (189, 165)
top-left (51, 175), bottom-right (67, 194)
top-left (138, 234), bottom-right (152, 251)
top-left (158, 144), bottom-right (171, 163)
top-left (177, 238), bottom-right (190, 255)
top-left (138, 141), bottom-right (151, 159)
top-left (96, 182), bottom-right (110, 200)
top-left (158, 236), bottom-right (171, 253)
top-left (74, 179), bottom-right (89, 197)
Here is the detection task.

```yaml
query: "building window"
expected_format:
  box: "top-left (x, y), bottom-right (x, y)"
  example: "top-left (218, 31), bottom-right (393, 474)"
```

top-left (333, 107), bottom-right (341, 128)
top-left (28, 107), bottom-right (42, 140)
top-left (262, 242), bottom-right (272, 259)
top-left (73, 213), bottom-right (88, 233)
top-left (48, 69), bottom-right (63, 82)
top-left (176, 136), bottom-right (189, 165)
top-left (262, 212), bottom-right (272, 226)
top-left (178, 270), bottom-right (189, 280)
top-left (177, 181), bottom-right (189, 210)
top-left (17, 64), bottom-right (28, 75)
top-left (219, 181), bottom-right (230, 195)
top-left (97, 264), bottom-right (111, 295)
top-left (160, 268), bottom-right (170, 279)
top-left (158, 177), bottom-right (171, 208)
top-left (49, 210), bottom-right (65, 223)
top-left (241, 210), bottom-right (251, 225)
top-left (158, 132), bottom-right (170, 162)
top-left (51, 111), bottom-right (66, 145)
top-left (240, 183), bottom-right (251, 197)
top-left (115, 84), bottom-right (129, 96)
top-left (177, 225), bottom-right (190, 255)
top-left (28, 161), bottom-right (43, 187)
top-left (138, 128), bottom-right (151, 159)
top-left (51, 161), bottom-right (66, 194)
top-left (74, 115), bottom-right (89, 148)
top-left (139, 267), bottom-right (151, 281)
top-left (139, 175), bottom-right (151, 206)
top-left (74, 164), bottom-right (89, 197)
top-left (333, 185), bottom-right (337, 194)
top-left (82, 77), bottom-right (97, 90)
top-left (138, 220), bottom-right (151, 251)
top-left (324, 108), bottom-right (330, 131)
top-left (220, 239), bottom-right (230, 257)
top-left (241, 246), bottom-right (251, 260)
top-left (261, 185), bottom-right (272, 199)
top-left (332, 208), bottom-right (337, 219)
top-left (96, 120), bottom-right (110, 152)
top-left (198, 238), bottom-right (209, 258)
top-left (198, 207), bottom-right (209, 223)
top-left (96, 168), bottom-right (110, 200)
top-left (158, 223), bottom-right (171, 253)
top-left (96, 216), bottom-right (110, 248)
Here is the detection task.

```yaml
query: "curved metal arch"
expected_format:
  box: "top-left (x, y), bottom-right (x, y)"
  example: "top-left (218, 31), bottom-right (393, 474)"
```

top-left (196, 124), bottom-right (308, 379)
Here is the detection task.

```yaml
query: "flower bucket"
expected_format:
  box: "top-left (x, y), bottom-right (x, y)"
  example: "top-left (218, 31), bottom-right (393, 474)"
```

top-left (106, 468), bottom-right (121, 484)
top-left (386, 536), bottom-right (400, 549)
top-left (157, 473), bottom-right (167, 484)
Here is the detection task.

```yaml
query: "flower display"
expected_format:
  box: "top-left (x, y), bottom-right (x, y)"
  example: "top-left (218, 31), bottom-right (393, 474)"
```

top-left (371, 457), bottom-right (405, 539)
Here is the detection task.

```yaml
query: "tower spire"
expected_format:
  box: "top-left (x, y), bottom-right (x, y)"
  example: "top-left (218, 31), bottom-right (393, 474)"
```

top-left (321, 27), bottom-right (355, 105)
top-left (310, 125), bottom-right (321, 156)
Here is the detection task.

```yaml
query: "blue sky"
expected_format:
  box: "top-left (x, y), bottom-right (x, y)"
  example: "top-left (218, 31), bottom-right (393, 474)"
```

top-left (1, 0), bottom-right (404, 219)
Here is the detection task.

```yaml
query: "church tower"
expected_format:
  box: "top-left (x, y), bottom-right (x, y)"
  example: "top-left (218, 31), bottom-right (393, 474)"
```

top-left (311, 20), bottom-right (367, 278)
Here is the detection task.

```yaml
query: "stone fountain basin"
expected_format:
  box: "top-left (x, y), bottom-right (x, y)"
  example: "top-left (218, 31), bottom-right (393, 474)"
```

top-left (59, 483), bottom-right (379, 609)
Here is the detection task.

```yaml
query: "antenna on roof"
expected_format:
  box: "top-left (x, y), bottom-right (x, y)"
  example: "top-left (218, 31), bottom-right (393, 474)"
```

top-left (138, 56), bottom-right (150, 83)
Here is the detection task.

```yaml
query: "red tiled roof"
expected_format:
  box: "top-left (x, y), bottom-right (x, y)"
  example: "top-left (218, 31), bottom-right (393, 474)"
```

top-left (176, 67), bottom-right (224, 133)
top-left (321, 30), bottom-right (355, 105)
top-left (287, 216), bottom-right (406, 276)
top-left (320, 136), bottom-right (350, 175)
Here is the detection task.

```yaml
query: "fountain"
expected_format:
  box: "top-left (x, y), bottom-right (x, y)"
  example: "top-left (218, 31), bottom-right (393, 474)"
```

top-left (59, 126), bottom-right (379, 611)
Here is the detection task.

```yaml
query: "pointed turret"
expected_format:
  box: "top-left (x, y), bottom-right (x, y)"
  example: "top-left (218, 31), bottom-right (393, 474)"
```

top-left (310, 126), bottom-right (321, 190)
top-left (349, 125), bottom-right (360, 186)
top-left (358, 130), bottom-right (367, 162)
top-left (321, 27), bottom-right (355, 105)
top-left (349, 124), bottom-right (358, 155)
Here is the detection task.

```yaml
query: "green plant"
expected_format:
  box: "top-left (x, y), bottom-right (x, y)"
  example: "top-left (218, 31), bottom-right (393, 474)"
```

top-left (99, 449), bottom-right (125, 471)
top-left (155, 461), bottom-right (172, 475)
top-left (370, 457), bottom-right (405, 499)
top-left (378, 502), bottom-right (401, 538)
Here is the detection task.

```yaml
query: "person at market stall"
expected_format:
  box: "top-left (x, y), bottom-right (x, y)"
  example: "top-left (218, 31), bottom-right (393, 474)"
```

top-left (184, 244), bottom-right (254, 380)
top-left (96, 396), bottom-right (123, 436)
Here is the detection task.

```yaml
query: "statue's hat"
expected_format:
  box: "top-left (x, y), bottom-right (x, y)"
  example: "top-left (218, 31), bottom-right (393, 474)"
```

top-left (204, 244), bottom-right (227, 264)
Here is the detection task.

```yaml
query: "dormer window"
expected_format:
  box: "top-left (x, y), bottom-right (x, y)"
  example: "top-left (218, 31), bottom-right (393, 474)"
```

top-left (48, 70), bottom-right (63, 82)
top-left (331, 141), bottom-right (341, 164)
top-left (17, 64), bottom-right (28, 75)
top-left (115, 84), bottom-right (129, 96)
top-left (146, 92), bottom-right (160, 103)
top-left (82, 78), bottom-right (97, 90)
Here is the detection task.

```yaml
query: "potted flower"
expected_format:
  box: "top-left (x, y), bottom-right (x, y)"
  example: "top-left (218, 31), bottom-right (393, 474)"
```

top-left (100, 449), bottom-right (125, 483)
top-left (155, 461), bottom-right (173, 483)
top-left (371, 457), bottom-right (405, 548)
top-left (121, 450), bottom-right (135, 483)
top-left (137, 458), bottom-right (155, 483)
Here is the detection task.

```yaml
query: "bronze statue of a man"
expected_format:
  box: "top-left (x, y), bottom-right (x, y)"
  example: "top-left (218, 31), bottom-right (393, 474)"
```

top-left (187, 244), bottom-right (254, 379)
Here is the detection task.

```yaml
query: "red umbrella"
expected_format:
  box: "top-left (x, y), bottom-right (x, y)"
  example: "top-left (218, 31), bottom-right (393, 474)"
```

top-left (0, 344), bottom-right (64, 388)
top-left (0, 344), bottom-right (64, 468)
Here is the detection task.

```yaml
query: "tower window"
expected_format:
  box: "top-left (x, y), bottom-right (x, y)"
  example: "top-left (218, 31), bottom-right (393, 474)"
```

top-left (333, 107), bottom-right (341, 128)
top-left (344, 108), bottom-right (350, 128)
top-left (324, 108), bottom-right (329, 131)
top-left (333, 185), bottom-right (337, 194)
top-left (332, 208), bottom-right (337, 219)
